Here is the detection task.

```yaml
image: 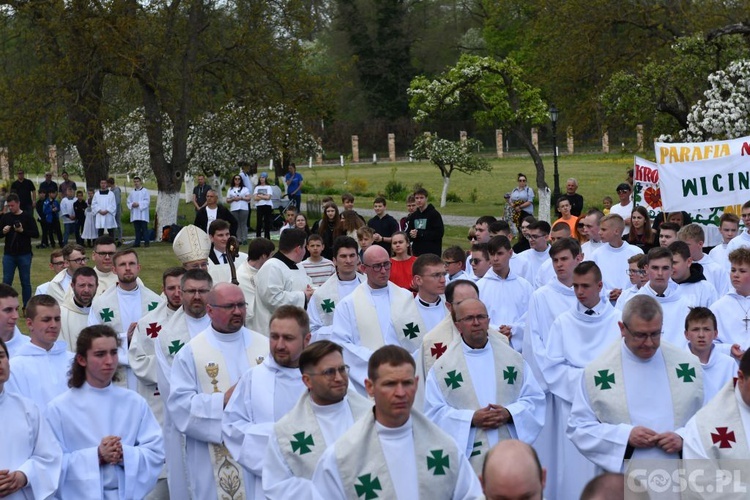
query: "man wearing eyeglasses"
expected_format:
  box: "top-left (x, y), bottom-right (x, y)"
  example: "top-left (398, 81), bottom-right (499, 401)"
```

top-left (568, 295), bottom-right (703, 473)
top-left (168, 282), bottom-right (268, 500)
top-left (625, 247), bottom-right (692, 347)
top-left (424, 297), bottom-right (545, 475)
top-left (44, 243), bottom-right (87, 303)
top-left (222, 305), bottom-right (311, 499)
top-left (413, 254), bottom-right (449, 333)
top-left (464, 216), bottom-right (496, 280)
top-left (538, 261), bottom-right (622, 498)
top-left (262, 340), bottom-right (372, 498)
top-left (153, 269), bottom-right (213, 499)
top-left (331, 245), bottom-right (426, 395)
top-left (91, 235), bottom-right (120, 294)
top-left (251, 228), bottom-right (313, 335)
top-left (517, 221), bottom-right (551, 287)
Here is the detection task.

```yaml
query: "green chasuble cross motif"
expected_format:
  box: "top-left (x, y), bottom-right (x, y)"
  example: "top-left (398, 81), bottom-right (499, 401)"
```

top-left (427, 449), bottom-right (450, 475)
top-left (168, 340), bottom-right (185, 355)
top-left (444, 370), bottom-right (463, 390)
top-left (355, 473), bottom-right (382, 499)
top-left (100, 308), bottom-right (114, 322)
top-left (503, 366), bottom-right (518, 385)
top-left (676, 363), bottom-right (696, 382)
top-left (290, 431), bottom-right (314, 455)
top-left (147, 301), bottom-right (159, 311)
top-left (321, 299), bottom-right (335, 313)
top-left (402, 322), bottom-right (420, 340)
top-left (594, 369), bottom-right (615, 390)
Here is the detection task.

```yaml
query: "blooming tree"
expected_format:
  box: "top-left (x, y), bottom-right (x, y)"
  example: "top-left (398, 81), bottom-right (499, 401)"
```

top-left (410, 135), bottom-right (490, 207)
top-left (677, 59), bottom-right (750, 141)
top-left (408, 54), bottom-right (553, 219)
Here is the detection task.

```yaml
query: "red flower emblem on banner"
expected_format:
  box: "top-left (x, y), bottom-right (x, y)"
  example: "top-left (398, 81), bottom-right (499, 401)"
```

top-left (644, 187), bottom-right (662, 208)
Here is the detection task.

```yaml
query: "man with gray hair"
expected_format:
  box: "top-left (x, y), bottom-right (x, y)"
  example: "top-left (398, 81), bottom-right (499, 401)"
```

top-left (568, 294), bottom-right (704, 473)
top-left (565, 177), bottom-right (584, 217)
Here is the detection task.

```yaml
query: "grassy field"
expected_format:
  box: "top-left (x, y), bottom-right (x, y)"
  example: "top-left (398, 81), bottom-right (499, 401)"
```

top-left (24, 152), bottom-right (633, 306)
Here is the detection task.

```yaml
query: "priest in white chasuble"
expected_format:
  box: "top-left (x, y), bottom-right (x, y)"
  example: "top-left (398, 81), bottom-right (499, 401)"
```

top-left (424, 298), bottom-right (545, 475)
top-left (567, 294), bottom-right (704, 473)
top-left (331, 245), bottom-right (426, 395)
top-left (0, 338), bottom-right (62, 500)
top-left (59, 267), bottom-right (98, 351)
top-left (312, 345), bottom-right (482, 499)
top-left (222, 305), bottom-right (311, 498)
top-left (88, 249), bottom-right (162, 391)
top-left (167, 283), bottom-right (267, 499)
top-left (153, 269), bottom-right (213, 500)
top-left (262, 340), bottom-right (372, 499)
top-left (684, 348), bottom-right (750, 461)
top-left (45, 325), bottom-right (164, 500)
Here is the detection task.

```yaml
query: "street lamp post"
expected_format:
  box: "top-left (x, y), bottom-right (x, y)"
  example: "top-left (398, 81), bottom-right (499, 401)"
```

top-left (549, 105), bottom-right (560, 205)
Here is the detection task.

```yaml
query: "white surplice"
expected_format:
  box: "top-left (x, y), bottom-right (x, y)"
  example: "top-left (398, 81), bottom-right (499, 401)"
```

top-left (222, 357), bottom-right (305, 499)
top-left (711, 292), bottom-right (750, 356)
top-left (249, 257), bottom-right (311, 335)
top-left (687, 343), bottom-right (738, 405)
top-left (477, 269), bottom-right (533, 352)
top-left (590, 242), bottom-right (643, 292)
top-left (45, 382), bottom-right (164, 500)
top-left (632, 281), bottom-right (692, 347)
top-left (540, 300), bottom-right (621, 498)
top-left (0, 389), bottom-right (62, 500)
top-left (7, 340), bottom-right (74, 410)
top-left (4, 327), bottom-right (30, 358)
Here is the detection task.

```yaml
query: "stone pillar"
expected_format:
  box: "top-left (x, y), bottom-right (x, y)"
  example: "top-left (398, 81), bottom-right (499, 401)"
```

top-left (0, 148), bottom-right (8, 181)
top-left (531, 128), bottom-right (539, 150)
top-left (602, 129), bottom-right (610, 154)
top-left (567, 126), bottom-right (574, 154)
top-left (351, 135), bottom-right (359, 163)
top-left (495, 129), bottom-right (503, 158)
top-left (316, 137), bottom-right (323, 165)
top-left (388, 133), bottom-right (396, 162)
top-left (48, 145), bottom-right (57, 174)
top-left (460, 131), bottom-right (467, 143)
top-left (636, 124), bottom-right (644, 152)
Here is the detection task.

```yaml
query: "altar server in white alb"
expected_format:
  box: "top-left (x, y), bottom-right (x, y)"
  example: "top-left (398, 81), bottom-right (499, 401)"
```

top-left (45, 325), bottom-right (164, 500)
top-left (331, 244), bottom-right (426, 394)
top-left (678, 224), bottom-right (731, 296)
top-left (0, 338), bottom-right (62, 500)
top-left (222, 305), bottom-right (311, 498)
top-left (683, 349), bottom-right (750, 461)
top-left (590, 214), bottom-right (643, 304)
top-left (477, 235), bottom-right (534, 352)
top-left (313, 345), bottom-right (482, 499)
top-left (0, 284), bottom-right (29, 357)
top-left (262, 340), bottom-right (372, 498)
top-left (126, 175), bottom-right (151, 248)
top-left (91, 179), bottom-right (117, 237)
top-left (567, 295), bottom-right (704, 472)
top-left (629, 247), bottom-right (692, 347)
top-left (710, 247), bottom-right (750, 358)
top-left (539, 261), bottom-right (622, 498)
top-left (237, 237), bottom-right (275, 328)
top-left (412, 253), bottom-right (450, 333)
top-left (6, 294), bottom-right (73, 409)
top-left (424, 298), bottom-right (545, 473)
top-left (250, 228), bottom-right (313, 334)
top-left (167, 283), bottom-right (267, 500)
top-left (153, 269), bottom-right (212, 500)
top-left (308, 236), bottom-right (363, 342)
top-left (683, 307), bottom-right (737, 404)
top-left (668, 241), bottom-right (719, 308)
top-left (522, 237), bottom-right (581, 500)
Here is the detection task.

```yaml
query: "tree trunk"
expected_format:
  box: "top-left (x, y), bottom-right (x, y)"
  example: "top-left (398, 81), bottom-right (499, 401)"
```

top-left (156, 191), bottom-right (181, 237)
top-left (511, 124), bottom-right (550, 221)
top-left (68, 72), bottom-right (110, 187)
top-left (440, 175), bottom-right (450, 208)
top-left (537, 187), bottom-right (552, 223)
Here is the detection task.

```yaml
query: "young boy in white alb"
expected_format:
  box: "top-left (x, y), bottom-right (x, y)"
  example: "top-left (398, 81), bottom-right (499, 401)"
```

top-left (684, 307), bottom-right (736, 404)
top-left (710, 247), bottom-right (750, 359)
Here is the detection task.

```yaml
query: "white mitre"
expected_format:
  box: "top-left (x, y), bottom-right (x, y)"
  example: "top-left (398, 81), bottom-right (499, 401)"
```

top-left (173, 224), bottom-right (211, 264)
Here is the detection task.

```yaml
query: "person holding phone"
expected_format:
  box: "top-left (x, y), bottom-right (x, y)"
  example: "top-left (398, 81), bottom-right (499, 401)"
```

top-left (0, 193), bottom-right (39, 310)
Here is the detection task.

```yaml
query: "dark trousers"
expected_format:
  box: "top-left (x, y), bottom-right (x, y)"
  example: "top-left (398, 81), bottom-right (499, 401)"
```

top-left (133, 220), bottom-right (149, 246)
top-left (45, 220), bottom-right (63, 247)
top-left (256, 205), bottom-right (272, 239)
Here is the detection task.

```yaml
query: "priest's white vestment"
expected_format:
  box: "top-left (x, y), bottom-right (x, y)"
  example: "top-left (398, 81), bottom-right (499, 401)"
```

top-left (476, 269), bottom-right (533, 352)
